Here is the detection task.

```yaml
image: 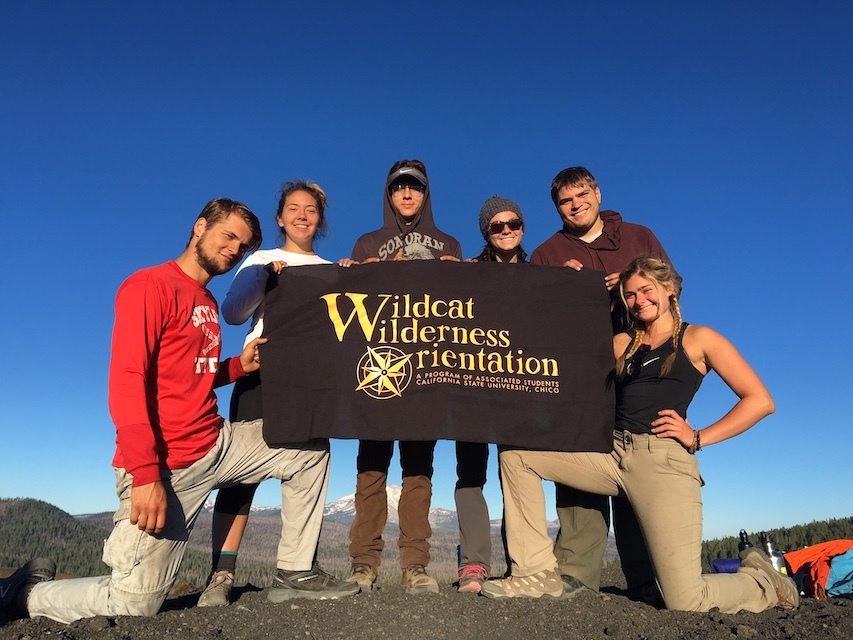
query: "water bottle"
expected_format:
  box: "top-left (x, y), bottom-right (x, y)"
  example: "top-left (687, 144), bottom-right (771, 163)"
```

top-left (759, 531), bottom-right (788, 575)
top-left (738, 529), bottom-right (754, 552)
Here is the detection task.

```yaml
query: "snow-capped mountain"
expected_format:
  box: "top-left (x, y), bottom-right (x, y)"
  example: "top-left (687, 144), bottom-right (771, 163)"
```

top-left (202, 488), bottom-right (554, 533)
top-left (323, 485), bottom-right (459, 529)
top-left (200, 498), bottom-right (279, 516)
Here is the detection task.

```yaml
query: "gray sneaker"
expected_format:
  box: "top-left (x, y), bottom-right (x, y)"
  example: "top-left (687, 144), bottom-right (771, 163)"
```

top-left (267, 562), bottom-right (360, 602)
top-left (560, 574), bottom-right (592, 599)
top-left (457, 564), bottom-right (488, 594)
top-left (197, 570), bottom-right (234, 608)
top-left (0, 558), bottom-right (56, 618)
top-left (739, 548), bottom-right (799, 610)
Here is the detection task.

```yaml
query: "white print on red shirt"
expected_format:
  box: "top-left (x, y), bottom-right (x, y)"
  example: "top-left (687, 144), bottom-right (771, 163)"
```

top-left (191, 304), bottom-right (219, 326)
top-left (193, 304), bottom-right (221, 374)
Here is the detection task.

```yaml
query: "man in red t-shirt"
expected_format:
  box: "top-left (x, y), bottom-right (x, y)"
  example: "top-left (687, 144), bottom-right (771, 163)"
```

top-left (3, 198), bottom-right (356, 624)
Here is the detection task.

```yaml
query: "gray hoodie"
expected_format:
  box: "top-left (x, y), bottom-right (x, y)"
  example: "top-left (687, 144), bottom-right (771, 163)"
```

top-left (351, 168), bottom-right (462, 262)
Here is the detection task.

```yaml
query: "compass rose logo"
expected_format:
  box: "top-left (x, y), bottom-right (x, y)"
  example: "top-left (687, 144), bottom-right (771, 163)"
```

top-left (355, 346), bottom-right (413, 399)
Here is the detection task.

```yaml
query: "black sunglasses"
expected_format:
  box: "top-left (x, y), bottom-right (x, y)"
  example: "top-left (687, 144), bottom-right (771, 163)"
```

top-left (489, 219), bottom-right (523, 234)
top-left (624, 344), bottom-right (651, 381)
top-left (389, 182), bottom-right (426, 194)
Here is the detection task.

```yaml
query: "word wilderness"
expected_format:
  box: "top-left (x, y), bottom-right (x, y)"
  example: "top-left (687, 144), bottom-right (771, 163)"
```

top-left (261, 261), bottom-right (615, 451)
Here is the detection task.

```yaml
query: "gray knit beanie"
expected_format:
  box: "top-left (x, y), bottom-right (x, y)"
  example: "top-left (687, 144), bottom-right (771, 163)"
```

top-left (479, 196), bottom-right (524, 240)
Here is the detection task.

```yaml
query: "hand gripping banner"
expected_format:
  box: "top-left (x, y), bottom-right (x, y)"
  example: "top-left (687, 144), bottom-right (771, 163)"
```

top-left (260, 261), bottom-right (615, 452)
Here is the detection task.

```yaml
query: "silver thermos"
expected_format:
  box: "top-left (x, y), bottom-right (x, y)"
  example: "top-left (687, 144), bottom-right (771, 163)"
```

top-left (759, 531), bottom-right (788, 575)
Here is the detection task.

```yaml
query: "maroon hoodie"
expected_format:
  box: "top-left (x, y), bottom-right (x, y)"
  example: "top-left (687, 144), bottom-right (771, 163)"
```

top-left (531, 210), bottom-right (679, 332)
top-left (530, 210), bottom-right (678, 279)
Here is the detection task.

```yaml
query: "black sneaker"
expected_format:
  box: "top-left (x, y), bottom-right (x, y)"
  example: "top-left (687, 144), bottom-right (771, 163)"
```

top-left (627, 580), bottom-right (665, 607)
top-left (0, 558), bottom-right (56, 618)
top-left (267, 562), bottom-right (359, 602)
top-left (559, 574), bottom-right (591, 599)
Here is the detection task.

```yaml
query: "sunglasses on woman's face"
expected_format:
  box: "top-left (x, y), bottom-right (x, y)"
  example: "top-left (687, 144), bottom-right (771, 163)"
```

top-left (624, 344), bottom-right (652, 381)
top-left (489, 219), bottom-right (523, 234)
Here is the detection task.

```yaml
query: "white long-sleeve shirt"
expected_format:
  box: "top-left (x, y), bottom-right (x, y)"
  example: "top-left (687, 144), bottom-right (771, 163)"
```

top-left (222, 248), bottom-right (331, 346)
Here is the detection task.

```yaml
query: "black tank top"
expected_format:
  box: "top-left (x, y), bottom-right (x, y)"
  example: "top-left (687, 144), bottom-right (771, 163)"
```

top-left (615, 323), bottom-right (704, 435)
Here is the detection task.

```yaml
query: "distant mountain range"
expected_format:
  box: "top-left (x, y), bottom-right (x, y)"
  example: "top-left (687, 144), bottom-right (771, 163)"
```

top-left (322, 485), bottom-right (461, 529)
top-left (203, 485), bottom-right (473, 531)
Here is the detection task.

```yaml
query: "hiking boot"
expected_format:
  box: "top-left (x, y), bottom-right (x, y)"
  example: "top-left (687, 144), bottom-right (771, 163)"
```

top-left (457, 564), bottom-right (488, 594)
top-left (0, 558), bottom-right (56, 617)
top-left (197, 570), bottom-right (234, 608)
top-left (739, 548), bottom-right (799, 610)
top-left (481, 569), bottom-right (564, 599)
top-left (402, 564), bottom-right (439, 594)
top-left (345, 563), bottom-right (377, 592)
top-left (267, 562), bottom-right (359, 602)
top-left (560, 574), bottom-right (592, 599)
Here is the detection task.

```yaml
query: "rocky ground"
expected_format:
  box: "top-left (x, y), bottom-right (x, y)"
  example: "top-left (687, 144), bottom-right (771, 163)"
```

top-left (2, 566), bottom-right (851, 640)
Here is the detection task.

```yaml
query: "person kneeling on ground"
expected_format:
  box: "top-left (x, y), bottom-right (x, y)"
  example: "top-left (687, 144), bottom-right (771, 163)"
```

top-left (0, 198), bottom-right (356, 624)
top-left (482, 257), bottom-right (798, 613)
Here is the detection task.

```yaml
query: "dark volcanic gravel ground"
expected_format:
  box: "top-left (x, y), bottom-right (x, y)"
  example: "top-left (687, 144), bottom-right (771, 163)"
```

top-left (2, 567), bottom-right (851, 640)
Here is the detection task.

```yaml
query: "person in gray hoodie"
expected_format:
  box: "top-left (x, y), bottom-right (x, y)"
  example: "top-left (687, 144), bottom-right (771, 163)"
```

top-left (341, 159), bottom-right (462, 594)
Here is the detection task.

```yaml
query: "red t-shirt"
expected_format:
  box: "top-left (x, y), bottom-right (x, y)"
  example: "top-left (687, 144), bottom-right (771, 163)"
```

top-left (108, 261), bottom-right (244, 486)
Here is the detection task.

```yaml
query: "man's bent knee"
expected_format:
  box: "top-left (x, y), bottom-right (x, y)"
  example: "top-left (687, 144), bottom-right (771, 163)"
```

top-left (108, 587), bottom-right (167, 617)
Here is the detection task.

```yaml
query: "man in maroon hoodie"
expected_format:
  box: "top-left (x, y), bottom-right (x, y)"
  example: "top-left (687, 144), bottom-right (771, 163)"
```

top-left (531, 166), bottom-right (679, 603)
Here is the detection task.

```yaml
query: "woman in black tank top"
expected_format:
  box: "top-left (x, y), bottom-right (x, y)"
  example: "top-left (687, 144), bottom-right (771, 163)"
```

top-left (614, 258), bottom-right (766, 452)
top-left (484, 257), bottom-right (798, 613)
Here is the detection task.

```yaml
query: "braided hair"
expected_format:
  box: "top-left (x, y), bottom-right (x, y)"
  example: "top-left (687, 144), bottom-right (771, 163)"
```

top-left (615, 257), bottom-right (683, 378)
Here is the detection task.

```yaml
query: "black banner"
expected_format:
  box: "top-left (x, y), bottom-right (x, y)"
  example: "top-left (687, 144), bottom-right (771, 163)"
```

top-left (260, 261), bottom-right (615, 452)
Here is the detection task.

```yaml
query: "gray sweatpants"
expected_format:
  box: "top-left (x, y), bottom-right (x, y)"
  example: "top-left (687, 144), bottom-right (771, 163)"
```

top-left (27, 419), bottom-right (329, 623)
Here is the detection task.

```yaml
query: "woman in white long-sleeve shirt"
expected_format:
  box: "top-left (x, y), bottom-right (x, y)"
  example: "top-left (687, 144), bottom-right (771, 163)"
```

top-left (219, 186), bottom-right (331, 423)
top-left (197, 181), bottom-right (353, 606)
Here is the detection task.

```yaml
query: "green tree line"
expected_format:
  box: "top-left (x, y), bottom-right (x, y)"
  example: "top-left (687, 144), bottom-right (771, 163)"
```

top-left (701, 517), bottom-right (853, 568)
top-left (4, 498), bottom-right (852, 591)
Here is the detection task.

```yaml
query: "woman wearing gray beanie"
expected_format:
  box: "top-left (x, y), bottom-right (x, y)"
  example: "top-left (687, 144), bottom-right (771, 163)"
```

top-left (455, 195), bottom-right (527, 595)
top-left (473, 196), bottom-right (528, 262)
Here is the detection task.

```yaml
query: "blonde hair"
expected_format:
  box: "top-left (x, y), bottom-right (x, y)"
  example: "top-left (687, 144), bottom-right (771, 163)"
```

top-left (615, 256), bottom-right (683, 378)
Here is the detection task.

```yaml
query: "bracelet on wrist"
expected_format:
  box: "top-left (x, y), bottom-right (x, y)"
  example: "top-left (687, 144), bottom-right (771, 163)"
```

top-left (687, 429), bottom-right (701, 455)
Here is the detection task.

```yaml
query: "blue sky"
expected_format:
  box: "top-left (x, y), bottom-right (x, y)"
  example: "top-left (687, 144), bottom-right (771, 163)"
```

top-left (2, 1), bottom-right (851, 542)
